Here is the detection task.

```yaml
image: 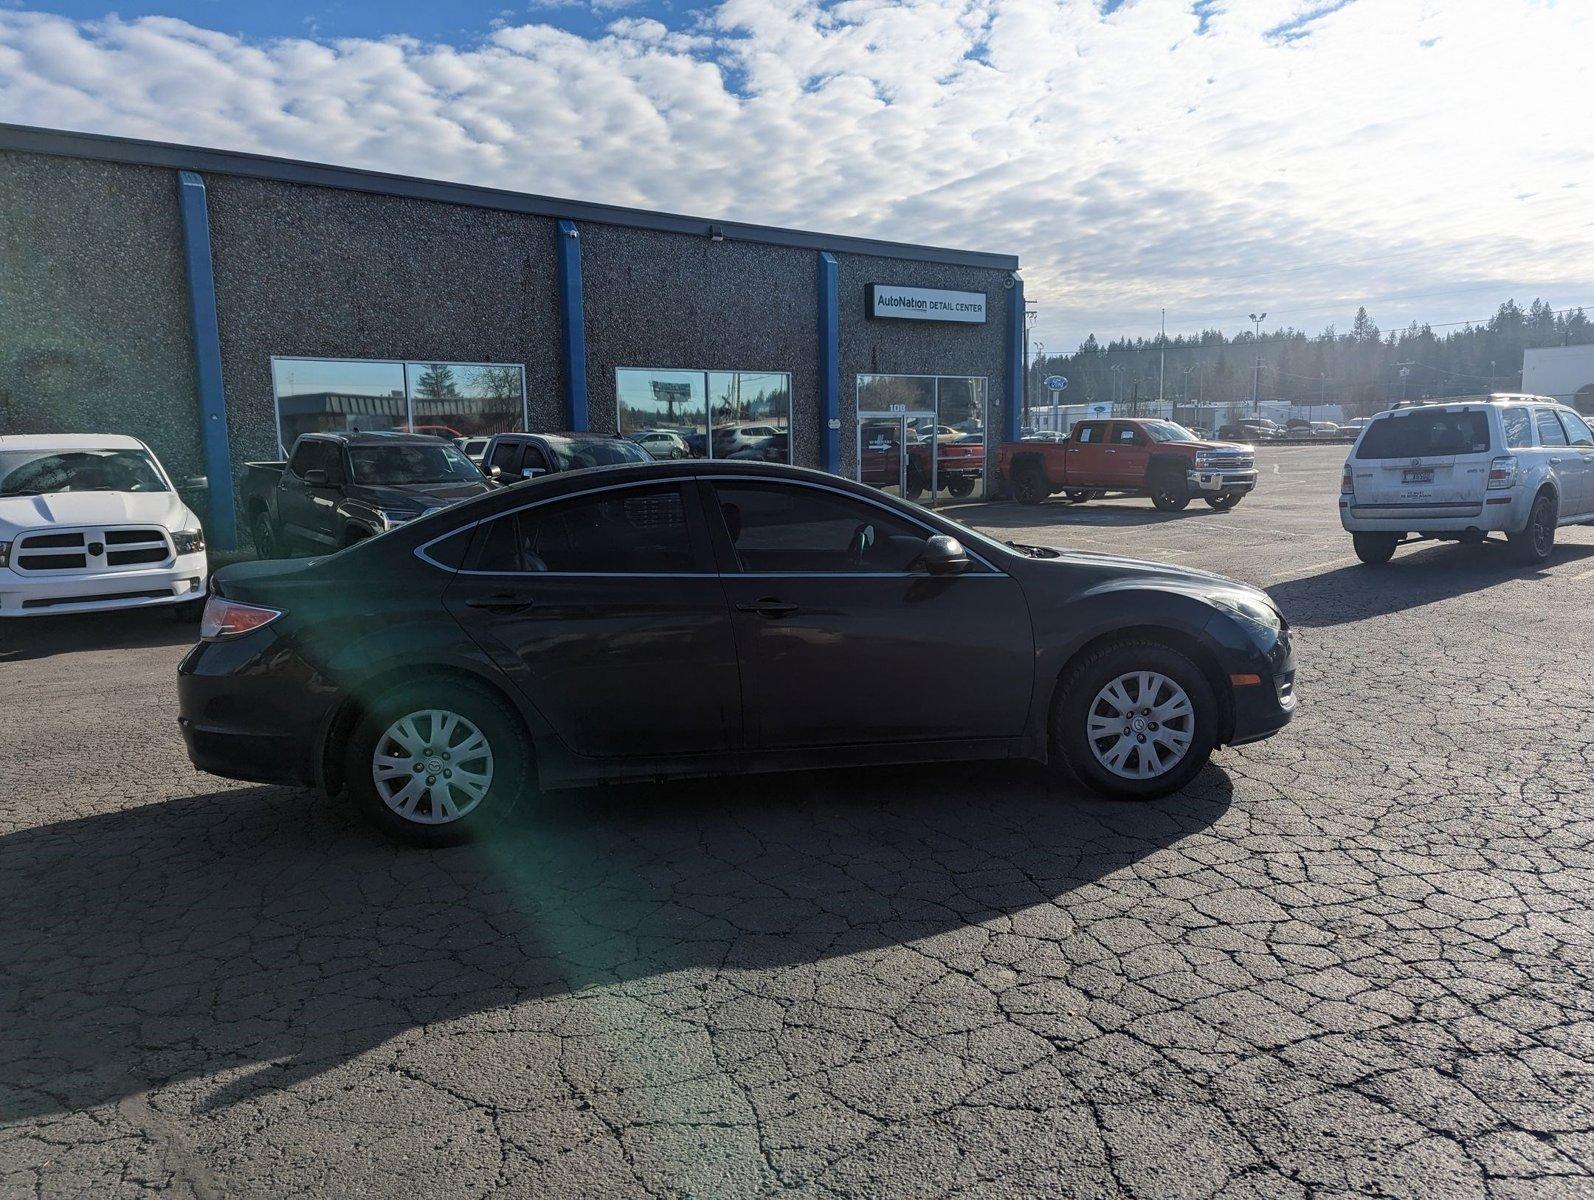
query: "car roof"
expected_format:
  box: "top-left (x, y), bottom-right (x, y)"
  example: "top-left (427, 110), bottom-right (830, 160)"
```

top-left (0, 433), bottom-right (149, 450)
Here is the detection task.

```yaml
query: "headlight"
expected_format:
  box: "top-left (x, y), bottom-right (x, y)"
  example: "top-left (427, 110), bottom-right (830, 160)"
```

top-left (1193, 452), bottom-right (1215, 468)
top-left (172, 528), bottom-right (206, 555)
top-left (1209, 590), bottom-right (1283, 650)
top-left (376, 508), bottom-right (416, 530)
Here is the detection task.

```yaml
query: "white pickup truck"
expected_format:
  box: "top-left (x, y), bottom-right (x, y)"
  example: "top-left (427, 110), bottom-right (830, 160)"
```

top-left (0, 434), bottom-right (209, 617)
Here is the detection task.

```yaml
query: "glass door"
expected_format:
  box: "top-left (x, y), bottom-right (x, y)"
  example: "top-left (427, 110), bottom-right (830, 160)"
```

top-left (858, 415), bottom-right (910, 497)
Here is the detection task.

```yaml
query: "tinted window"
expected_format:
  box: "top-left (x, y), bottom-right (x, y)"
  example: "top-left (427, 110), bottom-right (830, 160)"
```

top-left (540, 437), bottom-right (651, 470)
top-left (1075, 423), bottom-right (1106, 444)
top-left (488, 441), bottom-right (520, 472)
top-left (1501, 407), bottom-right (1533, 449)
top-left (715, 483), bottom-right (941, 574)
top-left (1535, 410), bottom-right (1569, 447)
top-left (289, 441), bottom-right (338, 481)
top-left (1556, 411), bottom-right (1593, 447)
top-left (1356, 411), bottom-right (1492, 459)
top-left (473, 485), bottom-right (697, 573)
top-left (349, 443), bottom-right (480, 485)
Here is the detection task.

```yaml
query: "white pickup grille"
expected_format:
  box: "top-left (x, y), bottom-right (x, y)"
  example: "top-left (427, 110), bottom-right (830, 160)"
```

top-left (13, 526), bottom-right (173, 575)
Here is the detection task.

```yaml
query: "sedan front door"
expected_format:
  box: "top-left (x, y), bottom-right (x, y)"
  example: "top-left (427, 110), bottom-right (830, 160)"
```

top-left (703, 479), bottom-right (1033, 750)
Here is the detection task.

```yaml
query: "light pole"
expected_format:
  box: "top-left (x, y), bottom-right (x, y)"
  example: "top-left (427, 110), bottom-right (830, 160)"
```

top-left (1399, 365), bottom-right (1411, 403)
top-left (1248, 312), bottom-right (1267, 418)
top-left (1159, 307), bottom-right (1167, 402)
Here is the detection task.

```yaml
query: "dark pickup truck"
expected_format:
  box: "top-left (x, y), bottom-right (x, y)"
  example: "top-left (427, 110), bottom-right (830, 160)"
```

top-left (480, 431), bottom-right (651, 482)
top-left (243, 432), bottom-right (492, 556)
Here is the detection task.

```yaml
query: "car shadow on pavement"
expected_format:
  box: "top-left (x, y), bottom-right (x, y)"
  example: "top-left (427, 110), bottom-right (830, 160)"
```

top-left (0, 608), bottom-right (199, 662)
top-left (942, 501), bottom-right (1221, 528)
top-left (0, 759), bottom-right (1232, 1121)
top-left (1267, 539), bottom-right (1594, 627)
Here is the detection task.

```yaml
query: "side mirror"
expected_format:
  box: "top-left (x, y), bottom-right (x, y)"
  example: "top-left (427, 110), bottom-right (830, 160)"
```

top-left (487, 465), bottom-right (503, 480)
top-left (302, 468), bottom-right (330, 487)
top-left (923, 534), bottom-right (970, 576)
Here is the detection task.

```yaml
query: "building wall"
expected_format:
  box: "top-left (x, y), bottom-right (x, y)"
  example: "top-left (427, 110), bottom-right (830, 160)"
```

top-left (204, 176), bottom-right (565, 482)
top-left (580, 225), bottom-right (822, 464)
top-left (0, 152), bottom-right (204, 495)
top-left (1523, 344), bottom-right (1594, 411)
top-left (835, 254), bottom-right (1013, 477)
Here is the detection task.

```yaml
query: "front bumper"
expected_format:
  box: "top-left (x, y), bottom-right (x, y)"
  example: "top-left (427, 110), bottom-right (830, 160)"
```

top-left (0, 554), bottom-right (208, 616)
top-left (1187, 468), bottom-right (1258, 496)
top-left (177, 627), bottom-right (340, 787)
top-left (1203, 612), bottom-right (1297, 747)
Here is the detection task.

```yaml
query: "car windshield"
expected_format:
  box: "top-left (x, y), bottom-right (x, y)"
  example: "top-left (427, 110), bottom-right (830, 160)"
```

top-left (542, 437), bottom-right (652, 470)
top-left (1356, 410), bottom-right (1492, 459)
top-left (349, 443), bottom-right (482, 485)
top-left (1140, 421), bottom-right (1200, 443)
top-left (0, 448), bottom-right (169, 496)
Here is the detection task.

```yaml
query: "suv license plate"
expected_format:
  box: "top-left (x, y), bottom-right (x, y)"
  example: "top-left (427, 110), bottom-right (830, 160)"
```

top-left (1402, 468), bottom-right (1434, 484)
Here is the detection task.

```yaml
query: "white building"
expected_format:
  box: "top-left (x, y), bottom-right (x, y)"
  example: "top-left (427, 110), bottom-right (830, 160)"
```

top-left (1522, 344), bottom-right (1594, 412)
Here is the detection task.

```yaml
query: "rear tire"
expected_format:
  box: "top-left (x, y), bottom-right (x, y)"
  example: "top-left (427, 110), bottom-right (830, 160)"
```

top-left (1508, 491), bottom-right (1557, 565)
top-left (251, 509), bottom-right (280, 559)
top-left (1014, 467), bottom-right (1047, 506)
top-left (345, 680), bottom-right (533, 847)
top-left (1052, 639), bottom-right (1217, 800)
top-left (1353, 531), bottom-right (1400, 565)
top-left (947, 477), bottom-right (975, 498)
top-left (1149, 468), bottom-right (1191, 512)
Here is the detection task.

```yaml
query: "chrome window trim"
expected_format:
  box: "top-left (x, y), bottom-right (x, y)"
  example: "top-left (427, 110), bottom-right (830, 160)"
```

top-left (413, 473), bottom-right (1010, 577)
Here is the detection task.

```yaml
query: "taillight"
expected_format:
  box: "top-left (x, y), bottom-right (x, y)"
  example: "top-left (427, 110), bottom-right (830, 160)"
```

top-left (1341, 466), bottom-right (1354, 495)
top-left (200, 596), bottom-right (283, 641)
top-left (1487, 456), bottom-right (1517, 490)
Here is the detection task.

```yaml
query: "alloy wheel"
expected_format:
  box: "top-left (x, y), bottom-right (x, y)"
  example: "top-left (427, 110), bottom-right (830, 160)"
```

top-left (372, 708), bottom-right (495, 825)
top-left (1086, 671), bottom-right (1195, 780)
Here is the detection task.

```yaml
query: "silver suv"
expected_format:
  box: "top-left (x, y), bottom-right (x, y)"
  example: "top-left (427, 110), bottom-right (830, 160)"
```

top-left (1340, 395), bottom-right (1594, 565)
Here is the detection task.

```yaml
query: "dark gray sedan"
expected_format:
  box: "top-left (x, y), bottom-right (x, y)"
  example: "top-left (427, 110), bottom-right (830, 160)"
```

top-left (179, 461), bottom-right (1296, 845)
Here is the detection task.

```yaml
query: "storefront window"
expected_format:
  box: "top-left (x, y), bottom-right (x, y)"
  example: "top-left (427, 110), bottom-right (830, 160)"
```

top-left (271, 358), bottom-right (527, 455)
top-left (617, 369), bottom-right (791, 462)
top-left (856, 374), bottom-right (989, 503)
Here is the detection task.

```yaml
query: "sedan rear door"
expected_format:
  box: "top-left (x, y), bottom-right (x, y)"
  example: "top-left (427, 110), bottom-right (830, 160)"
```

top-left (703, 478), bottom-right (1033, 750)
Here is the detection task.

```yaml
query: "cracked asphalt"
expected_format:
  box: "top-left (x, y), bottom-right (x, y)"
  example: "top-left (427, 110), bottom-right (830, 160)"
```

top-left (2, 444), bottom-right (1592, 1199)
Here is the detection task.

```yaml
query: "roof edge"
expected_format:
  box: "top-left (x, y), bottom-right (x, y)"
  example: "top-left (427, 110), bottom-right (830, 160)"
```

top-left (0, 122), bottom-right (1020, 272)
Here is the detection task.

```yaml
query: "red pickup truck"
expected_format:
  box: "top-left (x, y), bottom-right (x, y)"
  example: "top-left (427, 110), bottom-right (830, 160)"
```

top-left (996, 418), bottom-right (1258, 511)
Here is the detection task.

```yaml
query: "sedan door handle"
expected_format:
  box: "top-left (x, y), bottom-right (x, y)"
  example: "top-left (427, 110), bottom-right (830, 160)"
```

top-left (1549, 457), bottom-right (1564, 465)
top-left (464, 593), bottom-right (535, 613)
top-left (736, 598), bottom-right (799, 618)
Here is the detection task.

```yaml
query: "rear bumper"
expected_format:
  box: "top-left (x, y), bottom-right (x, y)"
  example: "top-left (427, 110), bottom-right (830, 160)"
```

top-left (177, 628), bottom-right (339, 787)
top-left (0, 554), bottom-right (208, 616)
top-left (1339, 495), bottom-right (1521, 532)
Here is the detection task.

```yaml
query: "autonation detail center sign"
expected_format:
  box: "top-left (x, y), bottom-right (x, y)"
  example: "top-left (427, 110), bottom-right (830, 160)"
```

top-left (867, 284), bottom-right (987, 324)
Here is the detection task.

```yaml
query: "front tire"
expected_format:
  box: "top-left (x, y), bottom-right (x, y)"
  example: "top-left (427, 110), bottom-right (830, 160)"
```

top-left (1013, 467), bottom-right (1048, 506)
top-left (1064, 489), bottom-right (1093, 504)
top-left (1052, 640), bottom-right (1217, 800)
top-left (1508, 491), bottom-right (1557, 565)
top-left (1205, 493), bottom-right (1243, 510)
top-left (345, 680), bottom-right (533, 846)
top-left (947, 477), bottom-right (975, 498)
top-left (1150, 468), bottom-right (1191, 512)
top-left (251, 509), bottom-right (280, 559)
top-left (1353, 531), bottom-right (1400, 565)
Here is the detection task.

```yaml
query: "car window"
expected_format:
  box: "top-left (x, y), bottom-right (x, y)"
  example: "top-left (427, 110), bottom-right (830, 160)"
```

top-left (350, 443), bottom-right (479, 485)
top-left (520, 445), bottom-right (552, 473)
top-left (1556, 410), bottom-right (1594, 447)
top-left (1501, 407), bottom-right (1533, 449)
top-left (712, 482), bottom-right (947, 574)
top-left (472, 484), bottom-right (699, 574)
top-left (1355, 411), bottom-right (1492, 459)
top-left (1535, 410), bottom-right (1569, 448)
top-left (0, 448), bottom-right (169, 496)
top-left (1112, 424), bottom-right (1145, 446)
top-left (488, 441), bottom-right (520, 473)
top-left (1075, 422), bottom-right (1105, 444)
top-left (289, 441), bottom-right (340, 482)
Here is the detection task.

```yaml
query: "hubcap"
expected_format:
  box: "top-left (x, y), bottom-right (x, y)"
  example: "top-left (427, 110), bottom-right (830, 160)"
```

top-left (372, 709), bottom-right (494, 825)
top-left (1087, 671), bottom-right (1195, 780)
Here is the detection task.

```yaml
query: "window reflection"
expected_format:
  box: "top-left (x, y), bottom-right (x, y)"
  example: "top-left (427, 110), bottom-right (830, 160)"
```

top-left (856, 374), bottom-right (988, 502)
top-left (617, 369), bottom-right (791, 462)
top-left (270, 358), bottom-right (526, 455)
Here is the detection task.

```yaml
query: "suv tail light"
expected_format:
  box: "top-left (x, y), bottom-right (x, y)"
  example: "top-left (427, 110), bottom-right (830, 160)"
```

top-left (1487, 456), bottom-right (1518, 490)
top-left (1341, 466), bottom-right (1354, 495)
top-left (200, 596), bottom-right (283, 641)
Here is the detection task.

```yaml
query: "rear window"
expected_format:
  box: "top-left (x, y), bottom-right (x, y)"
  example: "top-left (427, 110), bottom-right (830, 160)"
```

top-left (1355, 411), bottom-right (1492, 460)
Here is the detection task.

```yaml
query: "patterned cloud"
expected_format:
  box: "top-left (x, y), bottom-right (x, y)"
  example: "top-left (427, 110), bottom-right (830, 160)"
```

top-left (2, 0), bottom-right (1590, 346)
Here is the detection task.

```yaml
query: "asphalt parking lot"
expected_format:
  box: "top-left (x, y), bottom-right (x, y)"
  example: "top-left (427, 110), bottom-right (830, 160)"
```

top-left (3, 444), bottom-right (1592, 1199)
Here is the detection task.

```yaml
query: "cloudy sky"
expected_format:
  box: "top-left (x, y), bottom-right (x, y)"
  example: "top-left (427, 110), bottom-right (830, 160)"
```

top-left (2, 0), bottom-right (1591, 349)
